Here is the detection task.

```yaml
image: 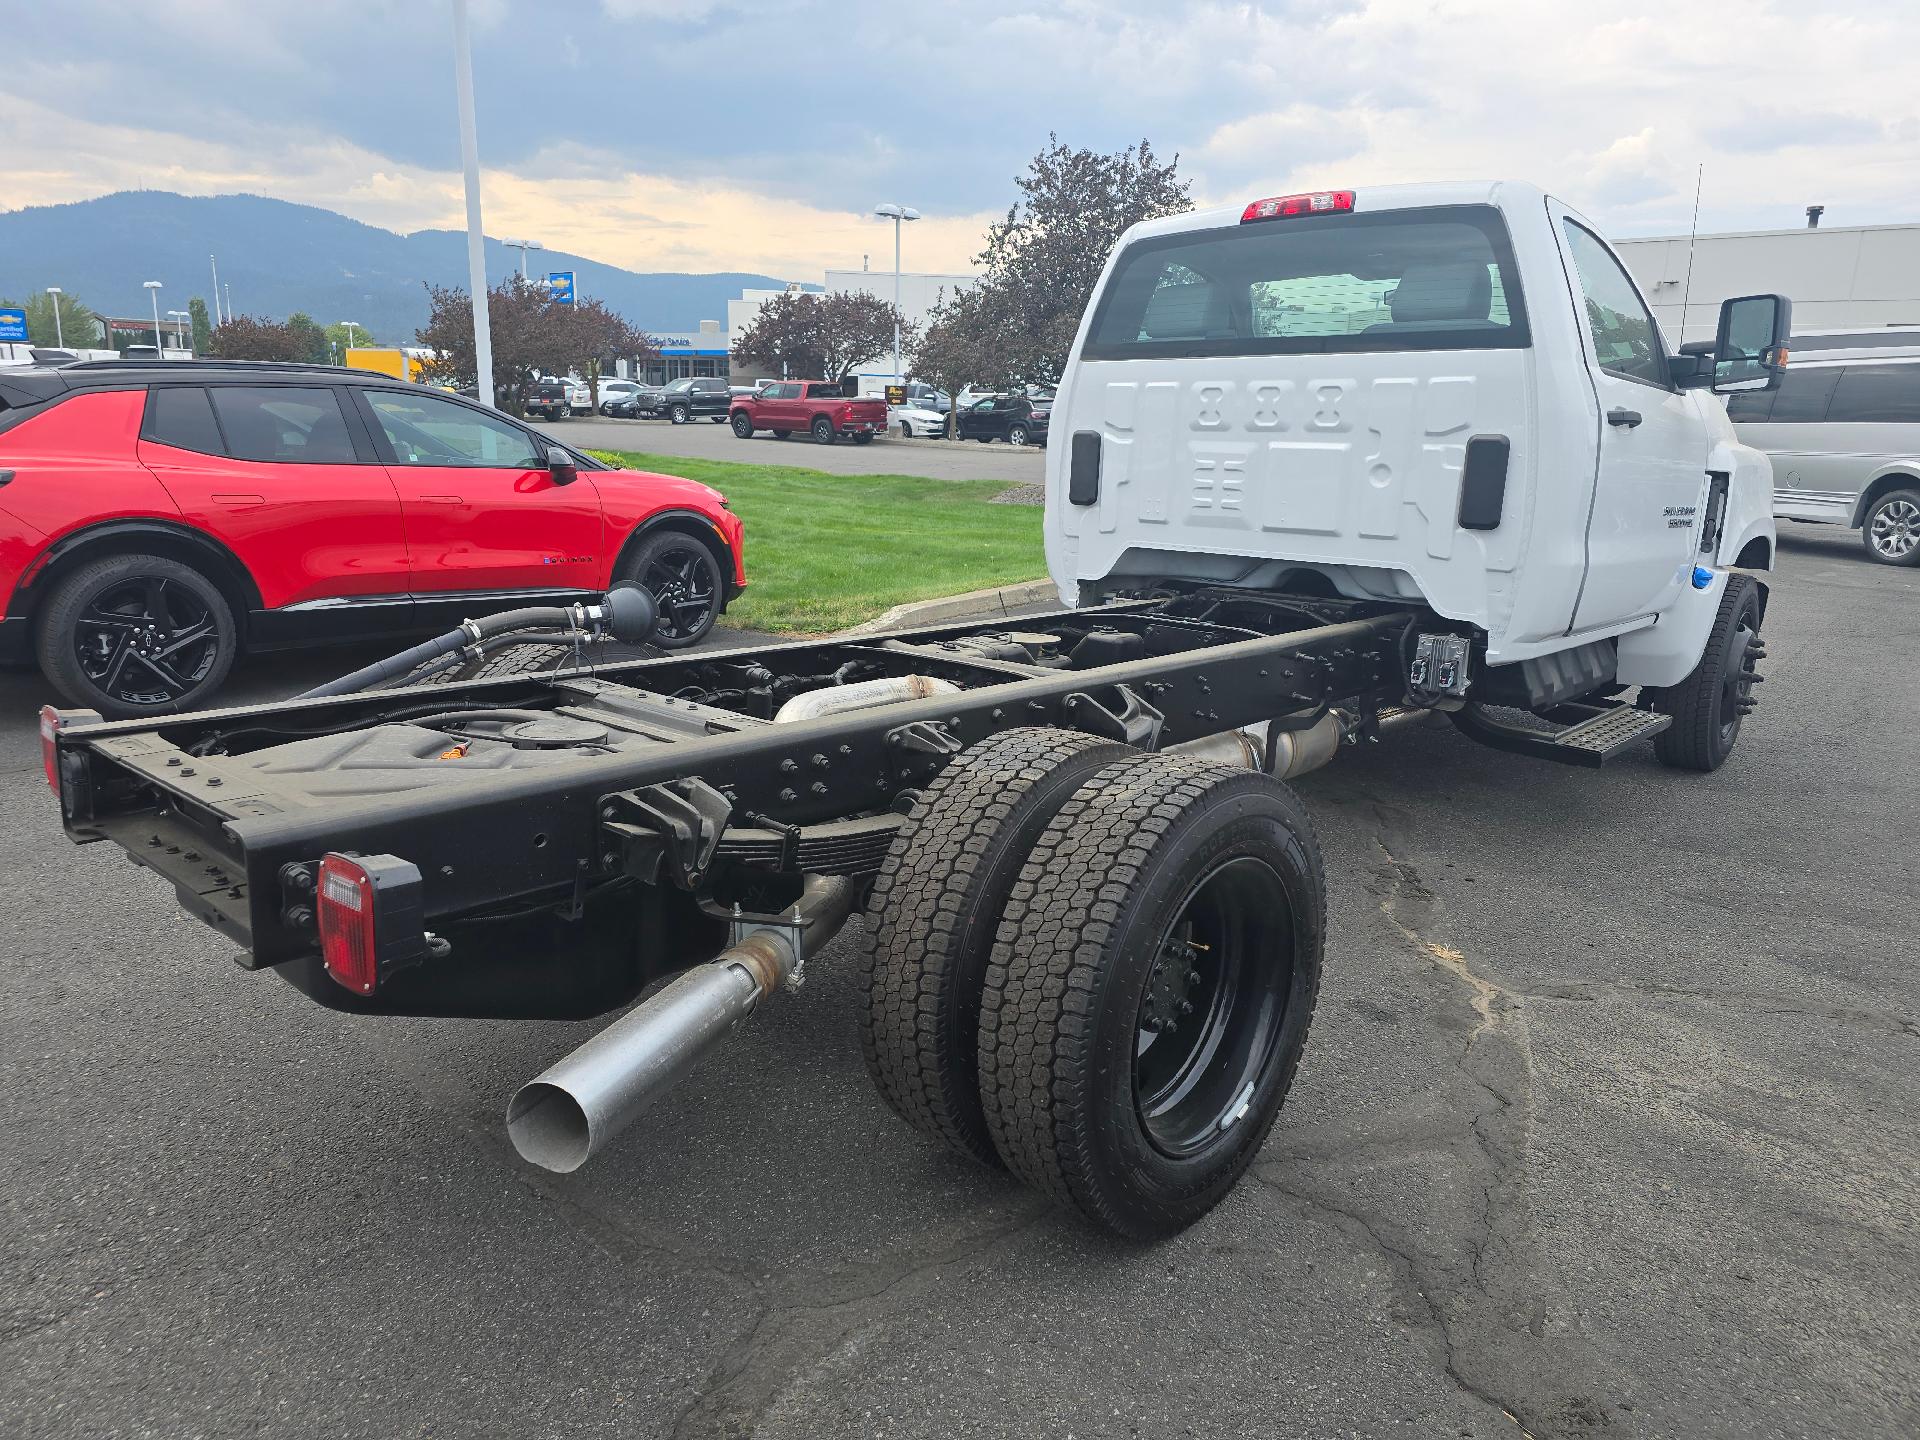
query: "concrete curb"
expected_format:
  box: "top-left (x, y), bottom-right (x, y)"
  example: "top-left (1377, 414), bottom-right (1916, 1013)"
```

top-left (840, 579), bottom-right (1059, 636)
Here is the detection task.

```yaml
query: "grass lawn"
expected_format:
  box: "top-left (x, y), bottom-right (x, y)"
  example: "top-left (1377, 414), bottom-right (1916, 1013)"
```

top-left (594, 449), bottom-right (1047, 634)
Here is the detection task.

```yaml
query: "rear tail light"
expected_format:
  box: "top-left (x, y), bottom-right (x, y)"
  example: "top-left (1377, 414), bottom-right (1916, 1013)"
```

top-left (1242, 190), bottom-right (1354, 222)
top-left (316, 851), bottom-right (430, 996)
top-left (39, 706), bottom-right (61, 791)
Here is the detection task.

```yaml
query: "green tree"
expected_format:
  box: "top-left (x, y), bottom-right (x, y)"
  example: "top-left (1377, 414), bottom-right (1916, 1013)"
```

top-left (731, 290), bottom-right (911, 383)
top-left (1, 291), bottom-right (102, 349)
top-left (946, 135), bottom-right (1191, 388)
top-left (911, 285), bottom-right (1018, 436)
top-left (285, 312), bottom-right (330, 365)
top-left (324, 320), bottom-right (375, 356)
top-left (416, 276), bottom-right (573, 415)
top-left (562, 297), bottom-right (658, 407)
top-left (188, 298), bottom-right (214, 356)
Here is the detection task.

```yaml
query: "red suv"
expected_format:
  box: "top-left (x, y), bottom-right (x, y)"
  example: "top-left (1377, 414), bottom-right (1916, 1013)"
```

top-left (0, 361), bottom-right (745, 716)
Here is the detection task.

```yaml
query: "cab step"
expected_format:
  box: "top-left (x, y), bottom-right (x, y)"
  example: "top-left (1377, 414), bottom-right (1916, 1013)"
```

top-left (1450, 699), bottom-right (1671, 768)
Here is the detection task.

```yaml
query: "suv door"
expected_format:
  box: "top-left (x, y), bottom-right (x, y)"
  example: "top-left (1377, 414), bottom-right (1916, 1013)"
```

top-left (138, 383), bottom-right (412, 609)
top-left (1553, 209), bottom-right (1711, 630)
top-left (960, 397), bottom-right (999, 440)
top-left (354, 387), bottom-right (604, 598)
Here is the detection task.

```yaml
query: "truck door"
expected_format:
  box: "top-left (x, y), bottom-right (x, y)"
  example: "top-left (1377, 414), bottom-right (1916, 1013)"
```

top-left (353, 387), bottom-right (603, 597)
top-left (1551, 207), bottom-right (1710, 631)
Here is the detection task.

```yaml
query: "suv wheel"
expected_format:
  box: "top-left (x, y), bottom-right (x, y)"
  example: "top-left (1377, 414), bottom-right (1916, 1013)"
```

top-left (1009, 423), bottom-right (1030, 447)
top-left (37, 553), bottom-right (238, 718)
top-left (622, 532), bottom-right (722, 648)
top-left (669, 404), bottom-right (691, 425)
top-left (1863, 488), bottom-right (1920, 566)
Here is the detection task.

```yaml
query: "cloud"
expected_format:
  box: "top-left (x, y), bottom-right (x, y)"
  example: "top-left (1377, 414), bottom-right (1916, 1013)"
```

top-left (2, 0), bottom-right (1919, 274)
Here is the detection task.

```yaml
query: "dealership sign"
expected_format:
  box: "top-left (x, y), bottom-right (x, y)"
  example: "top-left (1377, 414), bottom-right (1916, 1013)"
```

top-left (547, 271), bottom-right (575, 305)
top-left (0, 307), bottom-right (26, 342)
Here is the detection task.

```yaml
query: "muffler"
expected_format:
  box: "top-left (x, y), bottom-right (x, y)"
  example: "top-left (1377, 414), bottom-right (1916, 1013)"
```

top-left (507, 874), bottom-right (856, 1173)
top-left (1168, 706), bottom-right (1432, 781)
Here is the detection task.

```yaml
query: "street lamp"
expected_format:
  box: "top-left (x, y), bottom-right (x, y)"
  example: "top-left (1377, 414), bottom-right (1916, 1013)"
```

top-left (451, 0), bottom-right (495, 407)
top-left (167, 310), bottom-right (189, 349)
top-left (45, 287), bottom-right (63, 348)
top-left (503, 237), bottom-right (543, 280)
top-left (341, 320), bottom-right (362, 351)
top-left (143, 281), bottom-right (164, 357)
top-left (872, 204), bottom-right (920, 385)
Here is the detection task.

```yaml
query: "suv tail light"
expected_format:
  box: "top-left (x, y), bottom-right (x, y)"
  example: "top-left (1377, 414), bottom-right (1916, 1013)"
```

top-left (317, 852), bottom-right (430, 996)
top-left (1242, 190), bottom-right (1354, 222)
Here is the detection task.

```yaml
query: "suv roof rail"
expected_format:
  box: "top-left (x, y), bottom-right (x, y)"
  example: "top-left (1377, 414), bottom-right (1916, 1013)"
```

top-left (59, 358), bottom-right (358, 374)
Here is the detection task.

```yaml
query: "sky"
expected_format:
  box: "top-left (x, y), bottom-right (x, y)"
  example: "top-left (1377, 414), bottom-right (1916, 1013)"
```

top-left (3, 0), bottom-right (1917, 281)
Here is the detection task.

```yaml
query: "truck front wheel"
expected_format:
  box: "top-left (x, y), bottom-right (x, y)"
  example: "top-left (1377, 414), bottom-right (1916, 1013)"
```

top-left (979, 756), bottom-right (1325, 1239)
top-left (730, 411), bottom-right (753, 438)
top-left (1649, 573), bottom-right (1764, 772)
top-left (860, 729), bottom-right (1135, 1168)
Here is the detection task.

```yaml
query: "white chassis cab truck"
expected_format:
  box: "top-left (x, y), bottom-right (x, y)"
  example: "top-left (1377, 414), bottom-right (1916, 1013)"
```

top-left (41, 183), bottom-right (1791, 1241)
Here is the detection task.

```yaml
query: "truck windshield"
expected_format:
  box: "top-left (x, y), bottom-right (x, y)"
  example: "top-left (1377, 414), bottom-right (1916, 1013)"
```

top-left (1082, 204), bottom-right (1528, 360)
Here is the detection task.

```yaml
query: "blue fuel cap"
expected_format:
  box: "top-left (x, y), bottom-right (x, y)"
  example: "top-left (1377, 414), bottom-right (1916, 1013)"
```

top-left (1691, 566), bottom-right (1715, 589)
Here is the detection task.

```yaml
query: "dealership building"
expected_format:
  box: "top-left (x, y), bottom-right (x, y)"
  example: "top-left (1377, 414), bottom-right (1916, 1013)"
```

top-left (1615, 218), bottom-right (1920, 345)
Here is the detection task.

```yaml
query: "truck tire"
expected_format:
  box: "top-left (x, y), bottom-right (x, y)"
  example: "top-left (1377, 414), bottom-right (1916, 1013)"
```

top-left (1649, 573), bottom-right (1764, 772)
top-left (37, 552), bottom-right (238, 718)
top-left (669, 404), bottom-right (690, 425)
top-left (811, 416), bottom-right (835, 444)
top-left (860, 728), bottom-right (1136, 1168)
top-left (730, 411), bottom-right (754, 438)
top-left (851, 432), bottom-right (875, 445)
top-left (979, 756), bottom-right (1325, 1239)
top-left (772, 429), bottom-right (792, 440)
top-left (1862, 488), bottom-right (1920, 566)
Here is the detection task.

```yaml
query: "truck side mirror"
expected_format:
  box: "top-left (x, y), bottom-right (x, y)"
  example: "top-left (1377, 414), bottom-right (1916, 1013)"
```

top-left (1711, 293), bottom-right (1792, 394)
top-left (547, 445), bottom-right (578, 485)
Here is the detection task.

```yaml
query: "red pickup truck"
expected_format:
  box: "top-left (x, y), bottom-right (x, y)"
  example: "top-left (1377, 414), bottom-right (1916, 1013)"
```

top-left (729, 382), bottom-right (887, 444)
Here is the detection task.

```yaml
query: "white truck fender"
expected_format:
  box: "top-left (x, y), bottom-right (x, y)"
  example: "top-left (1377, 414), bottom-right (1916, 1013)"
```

top-left (1710, 436), bottom-right (1777, 569)
top-left (1616, 566), bottom-right (1766, 689)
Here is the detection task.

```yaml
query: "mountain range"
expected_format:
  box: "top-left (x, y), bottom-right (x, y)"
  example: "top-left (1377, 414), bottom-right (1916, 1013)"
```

top-left (0, 191), bottom-right (796, 343)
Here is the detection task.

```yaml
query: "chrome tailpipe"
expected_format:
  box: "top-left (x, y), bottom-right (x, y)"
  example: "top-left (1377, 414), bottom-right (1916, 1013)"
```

top-left (1167, 706), bottom-right (1432, 781)
top-left (507, 874), bottom-right (857, 1173)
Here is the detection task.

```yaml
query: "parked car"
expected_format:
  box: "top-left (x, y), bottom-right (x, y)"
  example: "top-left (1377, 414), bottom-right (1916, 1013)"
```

top-left (957, 393), bottom-right (1051, 446)
top-left (596, 378), bottom-right (644, 414)
top-left (0, 360), bottom-right (747, 715)
top-left (1724, 332), bottom-right (1920, 565)
top-left (890, 402), bottom-right (950, 438)
top-left (730, 382), bottom-right (887, 443)
top-left (565, 376), bottom-right (593, 415)
top-left (526, 377), bottom-right (570, 420)
top-left (639, 376), bottom-right (734, 424)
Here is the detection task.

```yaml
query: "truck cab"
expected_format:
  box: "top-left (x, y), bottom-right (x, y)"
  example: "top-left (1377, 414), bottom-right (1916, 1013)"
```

top-left (1046, 181), bottom-right (1787, 692)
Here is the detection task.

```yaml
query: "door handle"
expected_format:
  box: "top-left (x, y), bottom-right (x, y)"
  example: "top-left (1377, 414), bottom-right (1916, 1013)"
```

top-left (420, 494), bottom-right (463, 504)
top-left (1607, 407), bottom-right (1643, 428)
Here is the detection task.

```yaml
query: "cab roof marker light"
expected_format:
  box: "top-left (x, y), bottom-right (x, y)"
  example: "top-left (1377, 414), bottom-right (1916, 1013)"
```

top-left (1241, 190), bottom-right (1355, 223)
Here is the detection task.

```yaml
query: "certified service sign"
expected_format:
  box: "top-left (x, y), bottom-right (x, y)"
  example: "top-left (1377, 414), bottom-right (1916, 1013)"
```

top-left (0, 307), bottom-right (27, 342)
top-left (546, 272), bottom-right (575, 306)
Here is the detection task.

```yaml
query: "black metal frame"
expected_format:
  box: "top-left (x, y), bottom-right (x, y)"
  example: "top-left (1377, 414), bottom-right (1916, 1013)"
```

top-left (51, 593), bottom-right (1416, 1016)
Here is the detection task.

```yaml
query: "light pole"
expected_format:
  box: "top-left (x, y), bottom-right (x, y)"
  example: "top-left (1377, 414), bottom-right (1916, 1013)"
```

top-left (210, 254), bottom-right (223, 324)
top-left (341, 320), bottom-right (362, 352)
top-left (167, 310), bottom-right (189, 349)
top-left (872, 204), bottom-right (920, 385)
top-left (451, 0), bottom-right (495, 407)
top-left (143, 280), bottom-right (164, 356)
top-left (503, 237), bottom-right (543, 280)
top-left (45, 287), bottom-right (63, 348)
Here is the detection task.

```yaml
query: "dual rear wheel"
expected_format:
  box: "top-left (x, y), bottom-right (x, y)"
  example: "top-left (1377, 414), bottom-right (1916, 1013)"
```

top-left (860, 729), bottom-right (1324, 1239)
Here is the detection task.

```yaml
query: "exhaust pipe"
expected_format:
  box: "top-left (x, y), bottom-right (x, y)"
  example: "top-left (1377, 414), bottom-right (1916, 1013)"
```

top-left (507, 874), bottom-right (857, 1173)
top-left (1168, 706), bottom-right (1432, 781)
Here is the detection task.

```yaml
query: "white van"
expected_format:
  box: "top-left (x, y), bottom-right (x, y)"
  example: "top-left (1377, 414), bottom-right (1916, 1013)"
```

top-left (1724, 332), bottom-right (1920, 565)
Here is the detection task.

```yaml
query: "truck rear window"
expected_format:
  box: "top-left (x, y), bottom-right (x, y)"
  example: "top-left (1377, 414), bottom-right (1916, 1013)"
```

top-left (1081, 204), bottom-right (1529, 360)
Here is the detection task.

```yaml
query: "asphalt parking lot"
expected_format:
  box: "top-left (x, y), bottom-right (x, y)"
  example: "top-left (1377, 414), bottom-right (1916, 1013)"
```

top-left (538, 414), bottom-right (1048, 481)
top-left (3, 521), bottom-right (1915, 1439)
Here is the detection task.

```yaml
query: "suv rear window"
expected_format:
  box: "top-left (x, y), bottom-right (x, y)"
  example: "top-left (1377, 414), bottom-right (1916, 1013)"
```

top-left (143, 386), bottom-right (226, 455)
top-left (209, 386), bottom-right (358, 464)
top-left (1081, 204), bottom-right (1528, 360)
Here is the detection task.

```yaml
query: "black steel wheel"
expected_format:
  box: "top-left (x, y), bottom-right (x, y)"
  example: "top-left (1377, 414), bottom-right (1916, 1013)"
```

top-left (810, 415), bottom-right (835, 443)
top-left (621, 532), bottom-right (721, 648)
top-left (730, 411), bottom-right (754, 438)
top-left (1650, 573), bottom-right (1765, 772)
top-left (37, 552), bottom-right (237, 717)
top-left (979, 755), bottom-right (1324, 1239)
